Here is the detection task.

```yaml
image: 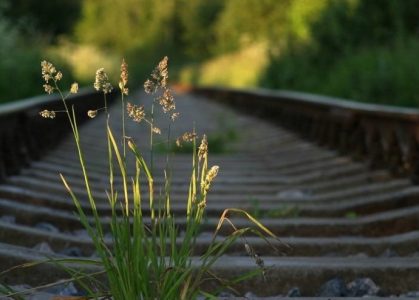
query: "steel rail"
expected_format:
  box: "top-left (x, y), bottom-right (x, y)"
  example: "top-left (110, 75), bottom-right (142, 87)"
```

top-left (0, 88), bottom-right (117, 180)
top-left (193, 87), bottom-right (419, 181)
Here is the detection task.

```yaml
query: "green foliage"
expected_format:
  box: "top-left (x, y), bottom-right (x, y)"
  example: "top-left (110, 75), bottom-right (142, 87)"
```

top-left (75, 0), bottom-right (180, 54)
top-left (304, 0), bottom-right (419, 60)
top-left (322, 40), bottom-right (419, 106)
top-left (3, 0), bottom-right (419, 106)
top-left (178, 0), bottom-right (224, 59)
top-left (0, 16), bottom-right (40, 103)
top-left (213, 0), bottom-right (290, 54)
top-left (3, 0), bottom-right (82, 37)
top-left (72, 0), bottom-right (314, 66)
top-left (0, 4), bottom-right (77, 104)
top-left (286, 0), bottom-right (329, 43)
top-left (0, 9), bottom-right (38, 103)
top-left (250, 199), bottom-right (299, 219)
top-left (74, 0), bottom-right (189, 85)
top-left (345, 211), bottom-right (358, 219)
top-left (262, 0), bottom-right (419, 107)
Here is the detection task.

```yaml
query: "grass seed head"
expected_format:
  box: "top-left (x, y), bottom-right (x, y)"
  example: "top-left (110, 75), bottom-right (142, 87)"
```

top-left (54, 71), bottom-right (63, 81)
top-left (202, 165), bottom-right (219, 192)
top-left (176, 132), bottom-right (196, 147)
top-left (144, 79), bottom-right (156, 94)
top-left (39, 110), bottom-right (56, 119)
top-left (171, 112), bottom-right (180, 121)
top-left (70, 82), bottom-right (79, 94)
top-left (152, 126), bottom-right (161, 134)
top-left (182, 132), bottom-right (197, 142)
top-left (198, 134), bottom-right (208, 161)
top-left (127, 102), bottom-right (145, 123)
top-left (144, 56), bottom-right (169, 94)
top-left (87, 110), bottom-right (97, 118)
top-left (43, 84), bottom-right (54, 94)
top-left (198, 200), bottom-right (206, 209)
top-left (41, 60), bottom-right (57, 83)
top-left (207, 165), bottom-right (219, 181)
top-left (41, 60), bottom-right (61, 94)
top-left (153, 56), bottom-right (169, 88)
top-left (158, 88), bottom-right (175, 113)
top-left (119, 59), bottom-right (129, 95)
top-left (94, 68), bottom-right (113, 94)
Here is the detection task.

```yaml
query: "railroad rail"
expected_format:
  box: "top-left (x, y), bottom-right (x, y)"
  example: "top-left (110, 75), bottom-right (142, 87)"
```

top-left (0, 88), bottom-right (116, 181)
top-left (0, 87), bottom-right (419, 299)
top-left (194, 87), bottom-right (419, 180)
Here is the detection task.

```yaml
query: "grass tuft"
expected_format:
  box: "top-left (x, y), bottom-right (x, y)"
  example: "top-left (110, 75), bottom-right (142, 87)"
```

top-left (1, 57), bottom-right (280, 299)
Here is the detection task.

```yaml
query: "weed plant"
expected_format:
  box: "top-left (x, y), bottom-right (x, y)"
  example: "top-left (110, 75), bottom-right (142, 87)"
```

top-left (156, 128), bottom-right (238, 155)
top-left (0, 57), bottom-right (280, 299)
top-left (250, 199), bottom-right (299, 219)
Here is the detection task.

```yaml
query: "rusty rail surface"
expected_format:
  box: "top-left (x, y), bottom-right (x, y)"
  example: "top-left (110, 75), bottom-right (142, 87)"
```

top-left (193, 87), bottom-right (419, 182)
top-left (0, 88), bottom-right (116, 181)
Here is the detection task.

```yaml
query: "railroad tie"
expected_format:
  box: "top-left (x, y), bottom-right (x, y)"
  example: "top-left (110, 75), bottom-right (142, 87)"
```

top-left (0, 90), bottom-right (418, 298)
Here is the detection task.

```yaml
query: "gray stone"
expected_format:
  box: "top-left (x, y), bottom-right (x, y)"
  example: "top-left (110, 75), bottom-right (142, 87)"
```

top-left (6, 285), bottom-right (54, 300)
top-left (317, 277), bottom-right (347, 297)
top-left (218, 291), bottom-right (235, 298)
top-left (346, 277), bottom-right (380, 297)
top-left (198, 232), bottom-right (214, 238)
top-left (380, 248), bottom-right (398, 258)
top-left (0, 215), bottom-right (16, 223)
top-left (58, 247), bottom-right (83, 257)
top-left (72, 229), bottom-right (90, 237)
top-left (35, 222), bottom-right (59, 233)
top-left (244, 291), bottom-right (258, 298)
top-left (9, 284), bottom-right (32, 291)
top-left (286, 287), bottom-right (301, 297)
top-left (277, 189), bottom-right (311, 201)
top-left (351, 252), bottom-right (369, 258)
top-left (402, 291), bottom-right (419, 297)
top-left (323, 252), bottom-right (339, 257)
top-left (33, 242), bottom-right (54, 253)
top-left (90, 251), bottom-right (100, 258)
top-left (42, 281), bottom-right (79, 296)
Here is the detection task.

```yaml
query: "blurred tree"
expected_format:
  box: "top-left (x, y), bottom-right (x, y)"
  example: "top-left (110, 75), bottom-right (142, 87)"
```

top-left (0, 2), bottom-right (76, 103)
top-left (261, 0), bottom-right (419, 107)
top-left (3, 0), bottom-right (82, 38)
top-left (309, 0), bottom-right (419, 56)
top-left (178, 0), bottom-right (224, 59)
top-left (286, 0), bottom-right (329, 43)
top-left (75, 0), bottom-right (180, 55)
top-left (0, 5), bottom-right (41, 102)
top-left (213, 0), bottom-right (291, 54)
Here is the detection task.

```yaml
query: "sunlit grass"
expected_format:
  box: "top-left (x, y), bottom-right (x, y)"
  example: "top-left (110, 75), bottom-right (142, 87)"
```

top-left (179, 43), bottom-right (268, 88)
top-left (47, 39), bottom-right (120, 84)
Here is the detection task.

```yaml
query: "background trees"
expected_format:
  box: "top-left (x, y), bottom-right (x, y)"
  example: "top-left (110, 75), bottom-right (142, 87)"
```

top-left (1, 0), bottom-right (419, 106)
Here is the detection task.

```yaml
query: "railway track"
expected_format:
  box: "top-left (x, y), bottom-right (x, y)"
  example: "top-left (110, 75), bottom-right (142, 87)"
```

top-left (1, 87), bottom-right (419, 299)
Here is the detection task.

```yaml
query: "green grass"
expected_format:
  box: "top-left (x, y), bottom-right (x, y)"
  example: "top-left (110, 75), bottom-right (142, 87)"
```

top-left (263, 37), bottom-right (419, 107)
top-left (249, 198), bottom-right (300, 219)
top-left (345, 211), bottom-right (358, 219)
top-left (0, 21), bottom-right (43, 104)
top-left (0, 58), bottom-right (280, 299)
